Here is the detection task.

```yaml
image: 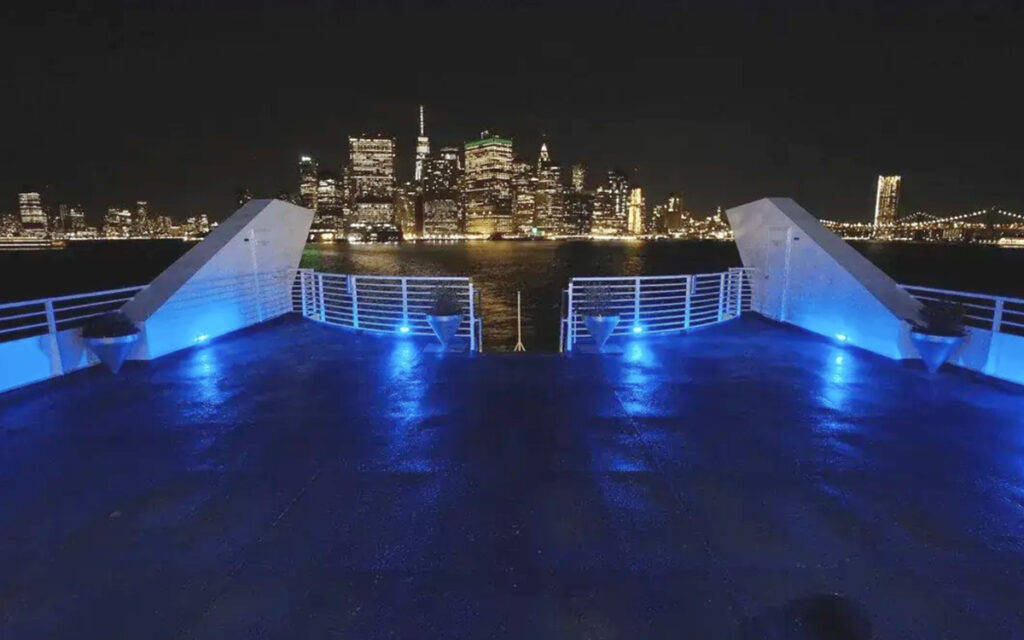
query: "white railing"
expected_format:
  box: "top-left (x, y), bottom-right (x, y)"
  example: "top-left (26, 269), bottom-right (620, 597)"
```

top-left (560, 267), bottom-right (756, 352)
top-left (295, 270), bottom-right (483, 352)
top-left (0, 285), bottom-right (145, 344)
top-left (901, 284), bottom-right (1024, 337)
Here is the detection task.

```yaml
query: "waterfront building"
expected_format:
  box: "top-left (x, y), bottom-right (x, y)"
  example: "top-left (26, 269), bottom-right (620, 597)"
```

top-left (315, 173), bottom-right (345, 229)
top-left (395, 181), bottom-right (419, 237)
top-left (0, 213), bottom-right (21, 236)
top-left (874, 175), bottom-right (901, 239)
top-left (591, 170), bottom-right (629, 235)
top-left (627, 187), bottom-right (645, 235)
top-left (464, 132), bottom-right (513, 236)
top-left (185, 214), bottom-right (210, 237)
top-left (104, 207), bottom-right (132, 238)
top-left (534, 143), bottom-right (568, 235)
top-left (512, 159), bottom-right (537, 235)
top-left (414, 105), bottom-right (430, 183)
top-left (565, 189), bottom-right (594, 235)
top-left (68, 205), bottom-right (86, 233)
top-left (18, 192), bottom-right (47, 237)
top-left (299, 155), bottom-right (319, 213)
top-left (423, 150), bottom-right (462, 237)
top-left (348, 136), bottom-right (397, 226)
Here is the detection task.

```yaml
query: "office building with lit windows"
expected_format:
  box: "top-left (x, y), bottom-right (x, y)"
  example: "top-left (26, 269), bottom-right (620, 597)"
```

top-left (627, 187), bottom-right (645, 235)
top-left (534, 143), bottom-right (569, 235)
top-left (874, 175), bottom-right (901, 238)
top-left (18, 192), bottom-right (47, 236)
top-left (591, 170), bottom-right (629, 235)
top-left (349, 136), bottom-right (397, 225)
top-left (414, 105), bottom-right (430, 183)
top-left (316, 173), bottom-right (345, 229)
top-left (463, 132), bottom-right (513, 236)
top-left (422, 150), bottom-right (462, 236)
top-left (512, 159), bottom-right (537, 235)
top-left (299, 156), bottom-right (319, 212)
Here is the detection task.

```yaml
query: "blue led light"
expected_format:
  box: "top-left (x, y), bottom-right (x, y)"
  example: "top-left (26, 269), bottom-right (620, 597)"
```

top-left (835, 356), bottom-right (844, 365)
top-left (632, 326), bottom-right (643, 334)
top-left (398, 325), bottom-right (411, 334)
top-left (835, 334), bottom-right (848, 342)
top-left (194, 334), bottom-right (209, 343)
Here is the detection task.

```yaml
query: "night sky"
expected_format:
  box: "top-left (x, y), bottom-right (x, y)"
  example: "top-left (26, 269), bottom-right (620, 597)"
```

top-left (3, 1), bottom-right (1022, 224)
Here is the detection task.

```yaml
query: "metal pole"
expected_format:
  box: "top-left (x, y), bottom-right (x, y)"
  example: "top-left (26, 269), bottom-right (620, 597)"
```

top-left (683, 275), bottom-right (693, 330)
top-left (717, 273), bottom-right (726, 322)
top-left (567, 281), bottom-right (575, 352)
top-left (514, 290), bottom-right (526, 352)
top-left (992, 298), bottom-right (1005, 333)
top-left (350, 275), bottom-right (359, 329)
top-left (318, 273), bottom-right (326, 322)
top-left (634, 277), bottom-right (641, 329)
top-left (401, 277), bottom-right (409, 328)
top-left (468, 282), bottom-right (477, 351)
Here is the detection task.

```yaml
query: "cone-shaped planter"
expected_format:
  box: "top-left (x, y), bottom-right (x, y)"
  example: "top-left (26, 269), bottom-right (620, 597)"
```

top-left (85, 334), bottom-right (139, 373)
top-left (584, 314), bottom-right (619, 351)
top-left (910, 331), bottom-right (965, 373)
top-left (426, 314), bottom-right (462, 350)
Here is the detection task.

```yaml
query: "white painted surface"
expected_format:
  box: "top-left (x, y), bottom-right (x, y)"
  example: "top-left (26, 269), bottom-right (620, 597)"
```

top-left (122, 199), bottom-right (313, 359)
top-left (727, 197), bottom-right (923, 360)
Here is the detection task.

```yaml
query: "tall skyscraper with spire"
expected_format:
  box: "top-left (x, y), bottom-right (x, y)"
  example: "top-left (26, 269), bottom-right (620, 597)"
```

top-left (415, 105), bottom-right (430, 183)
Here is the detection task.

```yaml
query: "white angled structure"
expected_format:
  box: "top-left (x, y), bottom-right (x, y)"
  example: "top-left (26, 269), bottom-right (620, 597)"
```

top-left (727, 197), bottom-right (923, 360)
top-left (122, 199), bottom-right (314, 359)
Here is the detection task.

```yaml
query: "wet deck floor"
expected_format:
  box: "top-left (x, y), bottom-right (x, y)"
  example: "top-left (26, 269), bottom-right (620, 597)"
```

top-left (1, 315), bottom-right (1022, 638)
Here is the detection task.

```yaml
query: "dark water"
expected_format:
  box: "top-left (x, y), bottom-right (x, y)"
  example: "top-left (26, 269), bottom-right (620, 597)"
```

top-left (5, 239), bottom-right (1024, 351)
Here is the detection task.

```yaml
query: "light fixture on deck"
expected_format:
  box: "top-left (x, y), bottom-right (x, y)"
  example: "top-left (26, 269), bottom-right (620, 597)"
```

top-left (632, 326), bottom-right (644, 334)
top-left (398, 325), bottom-right (411, 334)
top-left (194, 334), bottom-right (209, 343)
top-left (835, 333), bottom-right (849, 342)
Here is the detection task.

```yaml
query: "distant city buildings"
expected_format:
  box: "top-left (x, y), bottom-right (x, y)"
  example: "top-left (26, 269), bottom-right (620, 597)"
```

top-left (592, 170), bottom-right (629, 235)
top-left (873, 175), bottom-right (901, 239)
top-left (627, 187), bottom-right (645, 235)
top-left (464, 132), bottom-right (514, 236)
top-left (422, 146), bottom-right (462, 237)
top-left (348, 136), bottom-right (397, 226)
top-left (298, 156), bottom-right (319, 212)
top-left (415, 105), bottom-right (430, 183)
top-left (18, 192), bottom-right (47, 237)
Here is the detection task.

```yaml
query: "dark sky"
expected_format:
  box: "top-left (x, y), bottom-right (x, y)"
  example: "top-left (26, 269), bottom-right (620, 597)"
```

top-left (2, 1), bottom-right (1022, 224)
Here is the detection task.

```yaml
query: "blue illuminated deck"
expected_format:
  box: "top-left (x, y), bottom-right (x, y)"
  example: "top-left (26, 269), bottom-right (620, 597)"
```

top-left (1, 315), bottom-right (1022, 637)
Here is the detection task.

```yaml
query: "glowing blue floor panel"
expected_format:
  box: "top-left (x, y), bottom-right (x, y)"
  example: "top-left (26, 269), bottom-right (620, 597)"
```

top-left (1, 315), bottom-right (1022, 638)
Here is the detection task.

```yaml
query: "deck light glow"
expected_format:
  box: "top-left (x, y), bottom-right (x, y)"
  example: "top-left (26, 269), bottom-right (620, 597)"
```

top-left (632, 326), bottom-right (643, 334)
top-left (835, 334), bottom-right (848, 342)
top-left (194, 334), bottom-right (209, 343)
top-left (398, 325), bottom-right (411, 334)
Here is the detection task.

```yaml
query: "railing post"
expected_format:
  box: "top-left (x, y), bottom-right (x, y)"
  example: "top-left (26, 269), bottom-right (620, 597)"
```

top-left (634, 277), bottom-right (641, 329)
top-left (717, 273), bottom-right (726, 322)
top-left (318, 273), bottom-right (326, 322)
top-left (401, 278), bottom-right (409, 329)
top-left (992, 298), bottom-right (1004, 334)
top-left (299, 271), bottom-right (308, 315)
top-left (684, 276), bottom-right (693, 330)
top-left (567, 281), bottom-right (575, 351)
top-left (44, 299), bottom-right (58, 335)
top-left (350, 275), bottom-right (360, 329)
top-left (468, 282), bottom-right (476, 351)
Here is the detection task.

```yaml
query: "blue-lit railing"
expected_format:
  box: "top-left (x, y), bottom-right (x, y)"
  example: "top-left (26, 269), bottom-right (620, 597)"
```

top-left (560, 268), bottom-right (756, 352)
top-left (295, 271), bottom-right (483, 352)
top-left (0, 285), bottom-right (145, 344)
top-left (901, 284), bottom-right (1024, 337)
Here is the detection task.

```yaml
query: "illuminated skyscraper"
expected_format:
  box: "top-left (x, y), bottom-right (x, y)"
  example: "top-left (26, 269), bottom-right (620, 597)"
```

top-left (316, 173), bottom-right (344, 228)
top-left (415, 105), bottom-right (430, 183)
top-left (104, 207), bottom-right (132, 238)
top-left (136, 200), bottom-right (148, 222)
top-left (299, 155), bottom-right (319, 212)
top-left (571, 164), bottom-right (586, 193)
top-left (592, 170), bottom-right (629, 235)
top-left (663, 192), bottom-right (685, 231)
top-left (68, 205), bottom-right (86, 233)
top-left (349, 136), bottom-right (397, 225)
top-left (395, 182), bottom-right (419, 236)
top-left (512, 159), bottom-right (537, 235)
top-left (534, 143), bottom-right (567, 235)
top-left (18, 192), bottom-right (46, 236)
top-left (464, 132), bottom-right (513, 236)
top-left (873, 175), bottom-right (901, 238)
top-left (423, 149), bottom-right (462, 236)
top-left (566, 190), bottom-right (594, 235)
top-left (627, 187), bottom-right (645, 235)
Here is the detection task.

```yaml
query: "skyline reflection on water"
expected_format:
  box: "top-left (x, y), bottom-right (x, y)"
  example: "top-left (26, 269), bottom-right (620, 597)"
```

top-left (302, 240), bottom-right (743, 351)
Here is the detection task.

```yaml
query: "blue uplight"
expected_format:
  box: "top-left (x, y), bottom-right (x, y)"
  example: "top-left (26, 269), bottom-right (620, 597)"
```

top-left (194, 334), bottom-right (209, 343)
top-left (835, 333), bottom-right (848, 342)
top-left (835, 356), bottom-right (844, 365)
top-left (398, 325), bottom-right (411, 334)
top-left (632, 326), bottom-right (644, 334)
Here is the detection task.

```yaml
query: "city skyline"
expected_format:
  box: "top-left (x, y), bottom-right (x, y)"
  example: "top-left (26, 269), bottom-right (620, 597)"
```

top-left (2, 3), bottom-right (1022, 225)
